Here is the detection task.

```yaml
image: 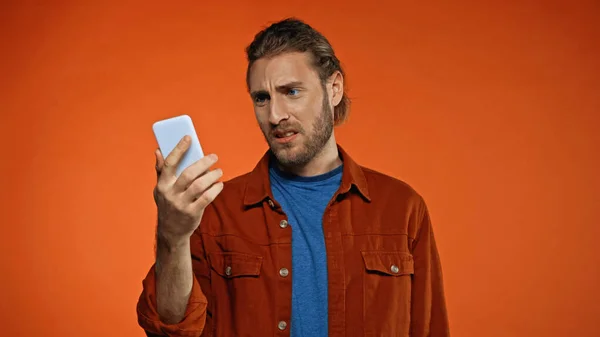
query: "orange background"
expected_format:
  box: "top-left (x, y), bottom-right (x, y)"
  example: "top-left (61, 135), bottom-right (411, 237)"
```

top-left (1, 1), bottom-right (599, 336)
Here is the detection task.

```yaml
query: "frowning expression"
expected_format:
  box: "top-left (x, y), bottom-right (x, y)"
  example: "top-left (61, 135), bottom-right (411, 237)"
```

top-left (248, 52), bottom-right (334, 167)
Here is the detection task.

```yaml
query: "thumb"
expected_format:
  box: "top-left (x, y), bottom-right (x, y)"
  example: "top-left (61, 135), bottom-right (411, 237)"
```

top-left (155, 148), bottom-right (164, 180)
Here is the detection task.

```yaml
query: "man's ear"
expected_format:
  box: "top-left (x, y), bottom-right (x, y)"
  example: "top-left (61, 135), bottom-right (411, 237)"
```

top-left (329, 71), bottom-right (344, 107)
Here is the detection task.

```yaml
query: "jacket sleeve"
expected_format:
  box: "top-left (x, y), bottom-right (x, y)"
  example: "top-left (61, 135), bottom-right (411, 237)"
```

top-left (136, 230), bottom-right (210, 337)
top-left (410, 198), bottom-right (451, 337)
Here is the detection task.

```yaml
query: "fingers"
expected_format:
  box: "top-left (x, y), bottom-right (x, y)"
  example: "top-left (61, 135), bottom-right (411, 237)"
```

top-left (183, 168), bottom-right (224, 202)
top-left (191, 181), bottom-right (224, 210)
top-left (173, 153), bottom-right (219, 192)
top-left (161, 136), bottom-right (191, 177)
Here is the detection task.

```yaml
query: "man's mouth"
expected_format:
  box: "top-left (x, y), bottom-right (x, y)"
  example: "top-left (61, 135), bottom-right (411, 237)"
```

top-left (273, 129), bottom-right (298, 138)
top-left (272, 129), bottom-right (299, 144)
top-left (274, 131), bottom-right (297, 138)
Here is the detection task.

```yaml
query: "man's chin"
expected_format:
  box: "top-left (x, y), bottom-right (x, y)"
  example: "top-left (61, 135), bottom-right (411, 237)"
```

top-left (270, 144), bottom-right (296, 158)
top-left (270, 145), bottom-right (308, 167)
top-left (269, 138), bottom-right (296, 152)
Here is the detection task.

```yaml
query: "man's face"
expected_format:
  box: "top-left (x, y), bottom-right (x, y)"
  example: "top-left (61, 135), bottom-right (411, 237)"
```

top-left (248, 52), bottom-right (335, 168)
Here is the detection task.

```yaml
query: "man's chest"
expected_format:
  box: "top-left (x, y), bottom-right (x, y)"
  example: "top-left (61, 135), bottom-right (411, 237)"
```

top-left (198, 199), bottom-right (416, 336)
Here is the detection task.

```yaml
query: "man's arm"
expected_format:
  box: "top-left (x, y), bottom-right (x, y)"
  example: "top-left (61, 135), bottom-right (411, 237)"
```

top-left (155, 234), bottom-right (195, 324)
top-left (410, 198), bottom-right (450, 336)
top-left (136, 230), bottom-right (209, 337)
top-left (137, 137), bottom-right (222, 336)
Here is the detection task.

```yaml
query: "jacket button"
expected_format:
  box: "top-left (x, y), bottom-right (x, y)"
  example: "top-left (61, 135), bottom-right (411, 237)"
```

top-left (278, 320), bottom-right (287, 330)
top-left (279, 267), bottom-right (289, 277)
top-left (268, 199), bottom-right (275, 208)
top-left (390, 265), bottom-right (399, 273)
top-left (279, 220), bottom-right (288, 228)
top-left (225, 266), bottom-right (232, 276)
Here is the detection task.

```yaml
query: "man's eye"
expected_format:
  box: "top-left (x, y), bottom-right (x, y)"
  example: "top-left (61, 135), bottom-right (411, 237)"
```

top-left (254, 94), bottom-right (269, 103)
top-left (288, 89), bottom-right (299, 96)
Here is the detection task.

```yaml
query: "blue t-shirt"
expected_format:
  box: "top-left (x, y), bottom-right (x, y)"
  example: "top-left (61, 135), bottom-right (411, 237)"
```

top-left (269, 160), bottom-right (343, 337)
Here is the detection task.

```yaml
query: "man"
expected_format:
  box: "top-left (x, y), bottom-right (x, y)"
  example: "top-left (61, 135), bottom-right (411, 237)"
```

top-left (137, 18), bottom-right (450, 337)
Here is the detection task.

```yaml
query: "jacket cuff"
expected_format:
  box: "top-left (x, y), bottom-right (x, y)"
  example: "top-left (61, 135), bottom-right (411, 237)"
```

top-left (136, 265), bottom-right (208, 336)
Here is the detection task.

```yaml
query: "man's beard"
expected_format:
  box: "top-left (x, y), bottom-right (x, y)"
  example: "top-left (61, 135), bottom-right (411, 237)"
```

top-left (262, 93), bottom-right (334, 168)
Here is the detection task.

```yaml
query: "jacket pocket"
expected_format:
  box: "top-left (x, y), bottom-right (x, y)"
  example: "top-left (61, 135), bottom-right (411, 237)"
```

top-left (208, 251), bottom-right (263, 278)
top-left (361, 250), bottom-right (414, 276)
top-left (361, 251), bottom-right (413, 336)
top-left (207, 251), bottom-right (265, 337)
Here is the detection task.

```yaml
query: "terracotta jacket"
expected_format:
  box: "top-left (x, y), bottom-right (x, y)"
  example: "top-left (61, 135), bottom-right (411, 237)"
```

top-left (137, 145), bottom-right (450, 337)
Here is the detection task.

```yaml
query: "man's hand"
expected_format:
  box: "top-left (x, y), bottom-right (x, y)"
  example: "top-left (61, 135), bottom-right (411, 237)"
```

top-left (150, 135), bottom-right (222, 325)
top-left (153, 135), bottom-right (224, 246)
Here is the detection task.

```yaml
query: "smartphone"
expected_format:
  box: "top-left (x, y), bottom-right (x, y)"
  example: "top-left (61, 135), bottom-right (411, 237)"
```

top-left (152, 114), bottom-right (205, 177)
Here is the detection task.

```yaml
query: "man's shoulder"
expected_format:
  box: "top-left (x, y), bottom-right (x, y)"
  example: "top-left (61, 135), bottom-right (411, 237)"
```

top-left (216, 165), bottom-right (425, 200)
top-left (359, 165), bottom-right (425, 205)
top-left (209, 162), bottom-right (426, 207)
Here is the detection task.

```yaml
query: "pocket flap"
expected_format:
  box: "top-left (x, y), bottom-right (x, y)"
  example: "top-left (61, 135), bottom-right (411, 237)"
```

top-left (208, 252), bottom-right (263, 278)
top-left (361, 251), bottom-right (414, 276)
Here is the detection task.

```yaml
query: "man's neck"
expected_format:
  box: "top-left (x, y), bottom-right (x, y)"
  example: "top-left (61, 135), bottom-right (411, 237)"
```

top-left (276, 138), bottom-right (342, 177)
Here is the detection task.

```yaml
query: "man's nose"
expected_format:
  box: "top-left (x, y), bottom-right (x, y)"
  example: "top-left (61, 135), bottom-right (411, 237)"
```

top-left (268, 96), bottom-right (288, 125)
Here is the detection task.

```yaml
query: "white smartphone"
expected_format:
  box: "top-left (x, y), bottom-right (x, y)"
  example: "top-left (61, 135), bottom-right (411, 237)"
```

top-left (152, 114), bottom-right (205, 177)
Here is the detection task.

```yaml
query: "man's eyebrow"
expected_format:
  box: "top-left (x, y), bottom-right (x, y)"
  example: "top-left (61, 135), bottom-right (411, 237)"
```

top-left (277, 81), bottom-right (304, 89)
top-left (250, 81), bottom-right (305, 98)
top-left (250, 89), bottom-right (269, 99)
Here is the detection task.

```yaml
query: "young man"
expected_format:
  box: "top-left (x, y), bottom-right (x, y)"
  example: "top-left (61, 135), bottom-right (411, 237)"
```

top-left (137, 18), bottom-right (450, 337)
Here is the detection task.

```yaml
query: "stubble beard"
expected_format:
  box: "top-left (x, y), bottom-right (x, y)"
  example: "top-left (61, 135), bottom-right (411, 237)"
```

top-left (263, 94), bottom-right (334, 168)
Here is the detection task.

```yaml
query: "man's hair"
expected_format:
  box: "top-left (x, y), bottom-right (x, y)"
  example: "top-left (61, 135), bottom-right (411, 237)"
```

top-left (245, 17), bottom-right (350, 125)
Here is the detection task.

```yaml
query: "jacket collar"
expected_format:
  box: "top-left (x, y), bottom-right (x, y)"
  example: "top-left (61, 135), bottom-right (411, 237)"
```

top-left (242, 144), bottom-right (371, 206)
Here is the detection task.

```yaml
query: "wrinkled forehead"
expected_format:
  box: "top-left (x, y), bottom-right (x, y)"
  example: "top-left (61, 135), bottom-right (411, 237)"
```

top-left (247, 52), bottom-right (320, 91)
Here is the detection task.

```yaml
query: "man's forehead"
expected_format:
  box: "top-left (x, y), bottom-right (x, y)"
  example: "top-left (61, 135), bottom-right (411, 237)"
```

top-left (248, 52), bottom-right (317, 90)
